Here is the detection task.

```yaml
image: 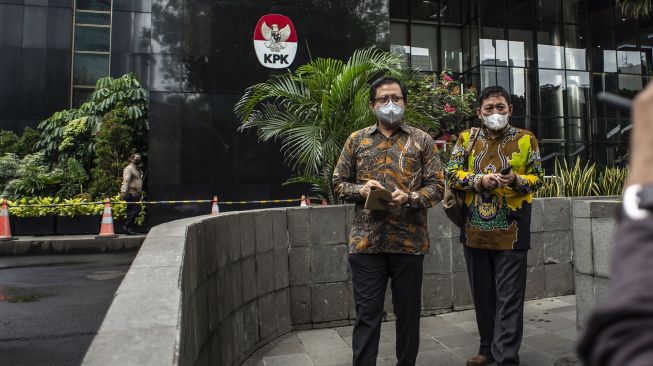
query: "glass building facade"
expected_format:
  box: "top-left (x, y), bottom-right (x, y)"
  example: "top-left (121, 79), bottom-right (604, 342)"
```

top-left (0, 0), bottom-right (647, 224)
top-left (390, 0), bottom-right (652, 170)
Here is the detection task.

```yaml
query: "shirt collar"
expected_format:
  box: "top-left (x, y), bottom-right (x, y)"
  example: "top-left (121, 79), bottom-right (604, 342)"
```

top-left (368, 122), bottom-right (410, 136)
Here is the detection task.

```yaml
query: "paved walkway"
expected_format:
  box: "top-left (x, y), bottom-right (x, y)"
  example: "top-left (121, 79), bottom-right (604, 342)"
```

top-left (244, 296), bottom-right (578, 366)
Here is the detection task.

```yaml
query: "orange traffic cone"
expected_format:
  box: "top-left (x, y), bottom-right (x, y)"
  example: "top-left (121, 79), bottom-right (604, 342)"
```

top-left (0, 199), bottom-right (15, 241)
top-left (321, 199), bottom-right (328, 206)
top-left (95, 198), bottom-right (118, 239)
top-left (211, 196), bottom-right (220, 215)
top-left (300, 195), bottom-right (308, 207)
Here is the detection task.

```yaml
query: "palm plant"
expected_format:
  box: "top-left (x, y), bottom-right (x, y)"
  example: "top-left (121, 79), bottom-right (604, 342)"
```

top-left (235, 48), bottom-right (405, 203)
top-left (619, 0), bottom-right (652, 17)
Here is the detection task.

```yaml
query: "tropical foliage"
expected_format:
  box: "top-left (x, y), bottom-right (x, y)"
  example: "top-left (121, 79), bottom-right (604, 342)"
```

top-left (236, 48), bottom-right (477, 202)
top-left (404, 71), bottom-right (476, 139)
top-left (619, 0), bottom-right (652, 17)
top-left (0, 73), bottom-right (149, 219)
top-left (236, 48), bottom-right (406, 202)
top-left (535, 157), bottom-right (628, 198)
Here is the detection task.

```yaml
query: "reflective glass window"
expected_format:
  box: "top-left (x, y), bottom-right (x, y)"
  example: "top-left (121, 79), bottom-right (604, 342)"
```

top-left (77, 0), bottom-right (111, 11)
top-left (537, 23), bottom-right (564, 69)
top-left (540, 118), bottom-right (566, 141)
top-left (410, 0), bottom-right (443, 22)
top-left (618, 74), bottom-right (643, 95)
top-left (564, 25), bottom-right (587, 71)
top-left (73, 53), bottom-right (109, 85)
top-left (390, 22), bottom-right (410, 68)
top-left (640, 33), bottom-right (653, 75)
top-left (508, 29), bottom-right (534, 68)
top-left (537, 0), bottom-right (561, 22)
top-left (562, 0), bottom-right (586, 24)
top-left (539, 70), bottom-right (565, 117)
top-left (566, 71), bottom-right (590, 117)
top-left (410, 24), bottom-right (438, 71)
top-left (440, 0), bottom-right (462, 24)
top-left (566, 118), bottom-right (587, 143)
top-left (510, 67), bottom-right (537, 116)
top-left (75, 11), bottom-right (110, 25)
top-left (592, 73), bottom-right (621, 118)
top-left (441, 26), bottom-right (462, 72)
top-left (74, 26), bottom-right (110, 52)
top-left (481, 27), bottom-right (508, 66)
top-left (617, 50), bottom-right (643, 74)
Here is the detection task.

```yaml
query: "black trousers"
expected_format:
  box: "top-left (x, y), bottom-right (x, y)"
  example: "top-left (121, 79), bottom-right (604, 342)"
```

top-left (124, 194), bottom-right (142, 230)
top-left (463, 246), bottom-right (527, 366)
top-left (349, 253), bottom-right (424, 366)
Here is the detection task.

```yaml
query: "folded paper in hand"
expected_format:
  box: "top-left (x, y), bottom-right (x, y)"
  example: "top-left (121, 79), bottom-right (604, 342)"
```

top-left (365, 187), bottom-right (392, 210)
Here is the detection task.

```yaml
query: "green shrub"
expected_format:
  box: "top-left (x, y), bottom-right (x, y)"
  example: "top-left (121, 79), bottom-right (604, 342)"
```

top-left (0, 153), bottom-right (20, 189)
top-left (597, 166), bottom-right (628, 196)
top-left (57, 158), bottom-right (88, 198)
top-left (0, 131), bottom-right (20, 156)
top-left (89, 109), bottom-right (134, 197)
top-left (2, 152), bottom-right (63, 199)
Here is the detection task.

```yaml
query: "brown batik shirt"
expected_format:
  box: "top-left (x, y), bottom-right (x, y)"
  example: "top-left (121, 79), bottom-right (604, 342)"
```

top-left (333, 123), bottom-right (444, 254)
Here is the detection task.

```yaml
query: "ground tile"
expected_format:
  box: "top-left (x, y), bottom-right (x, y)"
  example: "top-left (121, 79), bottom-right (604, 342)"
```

top-left (416, 350), bottom-right (465, 366)
top-left (433, 332), bottom-right (479, 348)
top-left (262, 353), bottom-right (314, 366)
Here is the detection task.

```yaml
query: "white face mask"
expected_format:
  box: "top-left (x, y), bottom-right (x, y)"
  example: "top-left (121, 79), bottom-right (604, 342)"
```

top-left (482, 113), bottom-right (509, 131)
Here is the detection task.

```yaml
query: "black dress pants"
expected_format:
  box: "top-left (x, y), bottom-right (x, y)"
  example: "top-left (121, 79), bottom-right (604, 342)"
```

top-left (463, 246), bottom-right (528, 366)
top-left (124, 194), bottom-right (142, 230)
top-left (349, 253), bottom-right (424, 366)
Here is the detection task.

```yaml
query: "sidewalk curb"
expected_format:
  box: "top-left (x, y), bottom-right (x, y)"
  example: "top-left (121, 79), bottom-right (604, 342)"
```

top-left (0, 235), bottom-right (146, 256)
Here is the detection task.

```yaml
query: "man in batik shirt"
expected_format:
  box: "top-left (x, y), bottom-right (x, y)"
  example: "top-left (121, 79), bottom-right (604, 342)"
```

top-left (446, 86), bottom-right (543, 366)
top-left (333, 77), bottom-right (443, 366)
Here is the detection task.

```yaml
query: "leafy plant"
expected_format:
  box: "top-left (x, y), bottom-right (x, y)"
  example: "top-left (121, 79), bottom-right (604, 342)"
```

top-left (0, 153), bottom-right (20, 189)
top-left (89, 109), bottom-right (134, 197)
top-left (597, 166), bottom-right (628, 196)
top-left (404, 71), bottom-right (476, 139)
top-left (535, 176), bottom-right (563, 198)
top-left (619, 0), bottom-right (652, 17)
top-left (2, 153), bottom-right (63, 199)
top-left (57, 158), bottom-right (89, 198)
top-left (58, 117), bottom-right (94, 166)
top-left (0, 131), bottom-right (20, 156)
top-left (236, 48), bottom-right (406, 202)
top-left (15, 128), bottom-right (40, 157)
top-left (555, 157), bottom-right (599, 197)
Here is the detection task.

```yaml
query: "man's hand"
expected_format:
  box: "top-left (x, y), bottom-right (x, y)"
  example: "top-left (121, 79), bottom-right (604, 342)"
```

top-left (496, 172), bottom-right (516, 188)
top-left (389, 189), bottom-right (409, 208)
top-left (481, 174), bottom-right (501, 190)
top-left (358, 180), bottom-right (385, 198)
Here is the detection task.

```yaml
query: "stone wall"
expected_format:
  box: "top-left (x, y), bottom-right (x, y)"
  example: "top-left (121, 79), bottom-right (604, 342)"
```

top-left (572, 199), bottom-right (621, 327)
top-left (83, 198), bottom-right (574, 366)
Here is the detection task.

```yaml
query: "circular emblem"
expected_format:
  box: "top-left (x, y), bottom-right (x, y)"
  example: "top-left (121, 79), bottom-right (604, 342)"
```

top-left (253, 14), bottom-right (298, 69)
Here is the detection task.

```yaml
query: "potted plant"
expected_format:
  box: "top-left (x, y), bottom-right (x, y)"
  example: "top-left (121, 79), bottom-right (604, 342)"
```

top-left (9, 197), bottom-right (57, 236)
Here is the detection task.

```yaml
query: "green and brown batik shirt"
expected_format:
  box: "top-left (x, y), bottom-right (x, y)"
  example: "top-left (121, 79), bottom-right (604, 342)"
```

top-left (333, 123), bottom-right (444, 255)
top-left (446, 126), bottom-right (544, 250)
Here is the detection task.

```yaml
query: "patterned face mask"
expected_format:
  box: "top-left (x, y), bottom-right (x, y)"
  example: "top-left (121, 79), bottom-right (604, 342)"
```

top-left (482, 113), bottom-right (509, 131)
top-left (375, 101), bottom-right (404, 128)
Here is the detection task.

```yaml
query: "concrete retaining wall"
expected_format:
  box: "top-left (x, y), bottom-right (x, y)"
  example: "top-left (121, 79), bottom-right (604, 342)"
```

top-left (572, 199), bottom-right (620, 327)
top-left (83, 198), bottom-right (574, 366)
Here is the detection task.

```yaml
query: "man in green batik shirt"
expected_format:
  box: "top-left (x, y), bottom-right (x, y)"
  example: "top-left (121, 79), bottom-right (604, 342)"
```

top-left (446, 86), bottom-right (543, 366)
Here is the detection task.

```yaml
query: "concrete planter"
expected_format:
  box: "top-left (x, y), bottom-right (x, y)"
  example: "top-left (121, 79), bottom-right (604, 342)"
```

top-left (55, 215), bottom-right (101, 235)
top-left (12, 216), bottom-right (56, 236)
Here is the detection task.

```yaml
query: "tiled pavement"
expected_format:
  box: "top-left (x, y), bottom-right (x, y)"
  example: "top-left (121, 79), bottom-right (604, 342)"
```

top-left (243, 296), bottom-right (578, 366)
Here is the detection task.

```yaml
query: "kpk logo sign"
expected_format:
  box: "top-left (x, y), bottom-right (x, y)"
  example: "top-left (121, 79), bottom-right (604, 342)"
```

top-left (253, 14), bottom-right (298, 69)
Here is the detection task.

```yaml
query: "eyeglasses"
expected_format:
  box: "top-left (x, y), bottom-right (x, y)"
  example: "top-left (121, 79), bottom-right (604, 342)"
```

top-left (374, 95), bottom-right (404, 104)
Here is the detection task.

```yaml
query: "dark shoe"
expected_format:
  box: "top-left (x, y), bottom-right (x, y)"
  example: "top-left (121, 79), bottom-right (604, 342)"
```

top-left (124, 229), bottom-right (140, 235)
top-left (466, 354), bottom-right (494, 366)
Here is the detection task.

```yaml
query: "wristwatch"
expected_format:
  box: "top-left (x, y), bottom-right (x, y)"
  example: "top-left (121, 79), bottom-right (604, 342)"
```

top-left (622, 184), bottom-right (653, 220)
